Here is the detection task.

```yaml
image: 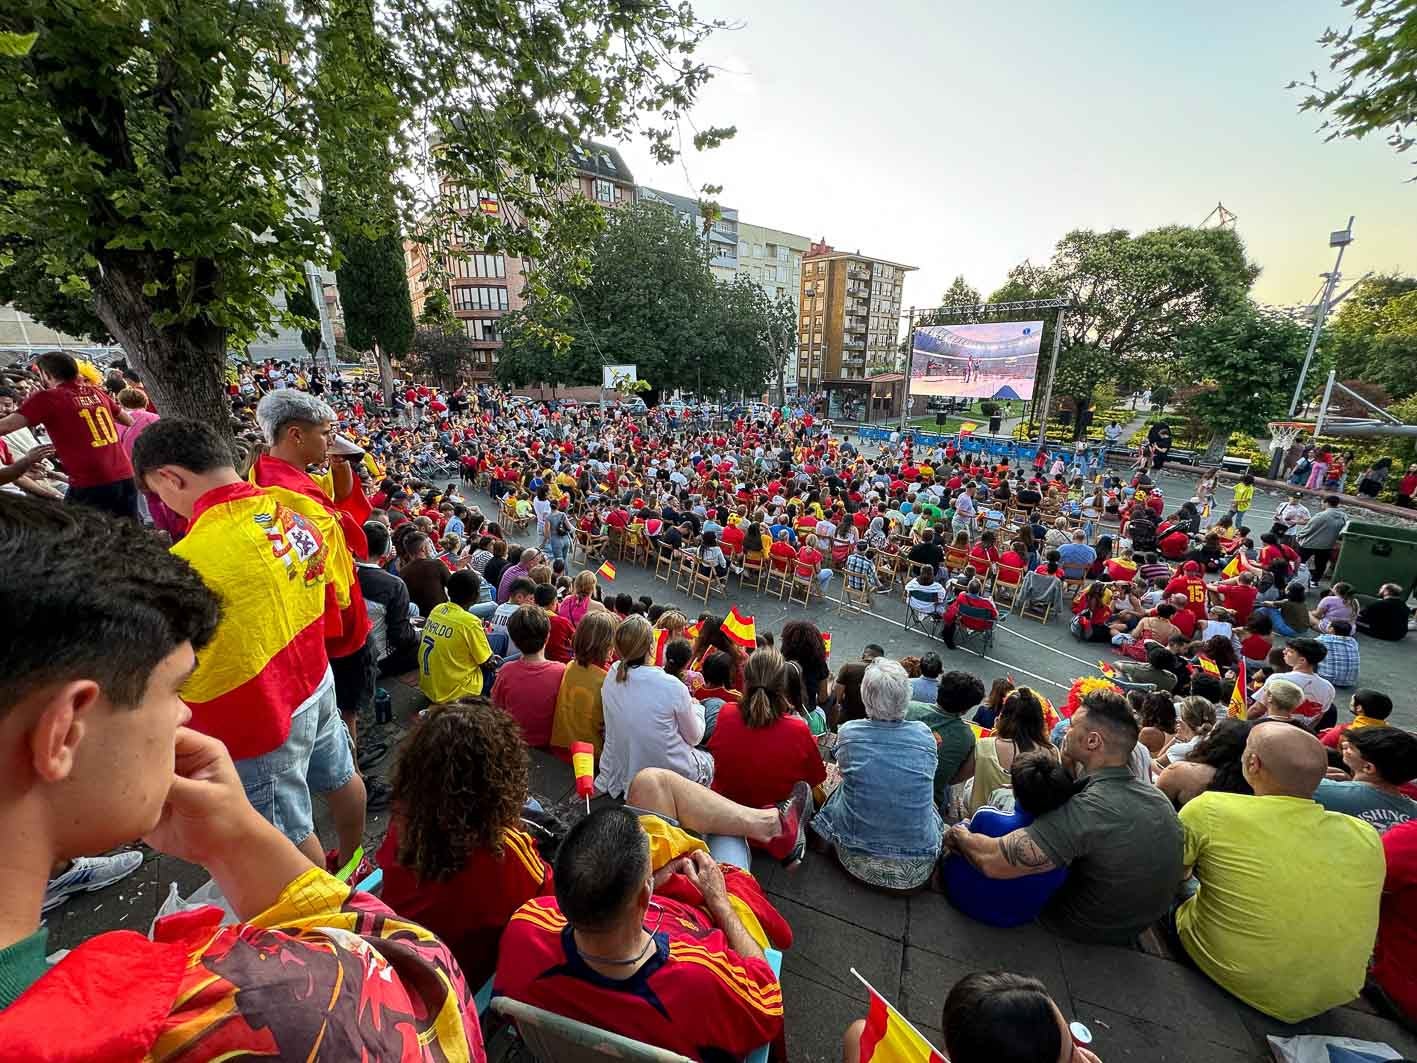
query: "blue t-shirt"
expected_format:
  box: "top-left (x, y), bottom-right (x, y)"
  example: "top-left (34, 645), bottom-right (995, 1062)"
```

top-left (943, 806), bottom-right (1069, 928)
top-left (1314, 779), bottom-right (1417, 835)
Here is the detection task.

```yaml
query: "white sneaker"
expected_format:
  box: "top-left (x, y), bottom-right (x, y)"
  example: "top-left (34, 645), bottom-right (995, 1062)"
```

top-left (42, 851), bottom-right (145, 913)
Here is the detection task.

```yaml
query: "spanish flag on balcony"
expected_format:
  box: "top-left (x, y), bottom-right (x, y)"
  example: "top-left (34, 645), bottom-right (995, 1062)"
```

top-left (853, 971), bottom-right (946, 1063)
top-left (597, 560), bottom-right (617, 581)
top-left (722, 606), bottom-right (757, 648)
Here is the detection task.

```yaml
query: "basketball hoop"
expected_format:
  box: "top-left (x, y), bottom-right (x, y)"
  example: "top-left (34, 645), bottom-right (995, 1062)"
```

top-left (1266, 421), bottom-right (1311, 452)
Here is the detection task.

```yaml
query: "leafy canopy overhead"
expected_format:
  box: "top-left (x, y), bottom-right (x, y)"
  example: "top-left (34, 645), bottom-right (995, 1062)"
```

top-left (1291, 0), bottom-right (1417, 176)
top-left (0, 0), bottom-right (731, 421)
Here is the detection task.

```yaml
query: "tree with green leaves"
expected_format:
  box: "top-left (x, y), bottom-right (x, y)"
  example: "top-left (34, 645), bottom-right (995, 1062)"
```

top-left (284, 275), bottom-right (324, 360)
top-left (991, 227), bottom-right (1259, 437)
top-left (408, 327), bottom-right (478, 392)
top-left (1329, 274), bottom-right (1417, 397)
top-left (1174, 304), bottom-right (1312, 457)
top-left (418, 288), bottom-right (459, 334)
top-left (0, 0), bottom-right (731, 429)
top-left (1291, 0), bottom-right (1416, 176)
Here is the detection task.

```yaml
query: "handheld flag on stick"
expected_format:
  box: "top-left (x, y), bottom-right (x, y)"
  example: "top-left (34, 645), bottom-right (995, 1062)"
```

top-left (1220, 554), bottom-right (1240, 579)
top-left (571, 742), bottom-right (595, 813)
top-left (1098, 660), bottom-right (1117, 678)
top-left (654, 627), bottom-right (671, 666)
top-left (852, 969), bottom-right (946, 1063)
top-left (684, 620), bottom-right (702, 640)
top-left (1199, 657), bottom-right (1220, 676)
top-left (723, 606), bottom-right (756, 648)
top-left (597, 560), bottom-right (617, 581)
top-left (821, 631), bottom-right (832, 656)
top-left (1228, 658), bottom-right (1247, 719)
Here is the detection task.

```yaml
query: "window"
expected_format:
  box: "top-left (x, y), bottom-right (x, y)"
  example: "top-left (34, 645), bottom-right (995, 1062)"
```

top-left (451, 285), bottom-right (509, 312)
top-left (464, 318), bottom-right (500, 343)
top-left (447, 253), bottom-right (506, 279)
top-left (595, 178), bottom-right (614, 203)
top-left (754, 244), bottom-right (765, 258)
top-left (738, 240), bottom-right (749, 258)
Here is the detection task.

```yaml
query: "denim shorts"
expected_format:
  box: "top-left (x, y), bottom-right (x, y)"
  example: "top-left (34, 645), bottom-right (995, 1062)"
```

top-left (234, 678), bottom-right (352, 847)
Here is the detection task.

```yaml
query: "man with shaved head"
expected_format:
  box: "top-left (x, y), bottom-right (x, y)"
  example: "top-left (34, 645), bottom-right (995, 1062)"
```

top-left (1175, 722), bottom-right (1385, 1022)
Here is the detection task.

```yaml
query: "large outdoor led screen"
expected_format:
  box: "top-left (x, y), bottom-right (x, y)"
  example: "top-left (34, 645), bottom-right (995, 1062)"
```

top-left (908, 320), bottom-right (1044, 400)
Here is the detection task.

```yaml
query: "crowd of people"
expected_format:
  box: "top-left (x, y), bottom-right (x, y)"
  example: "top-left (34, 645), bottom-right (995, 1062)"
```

top-left (3, 350), bottom-right (1417, 1061)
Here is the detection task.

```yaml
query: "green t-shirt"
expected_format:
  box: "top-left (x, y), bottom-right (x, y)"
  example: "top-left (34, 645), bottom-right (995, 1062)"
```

top-left (906, 702), bottom-right (976, 810)
top-left (1177, 791), bottom-right (1384, 1023)
top-left (1027, 766), bottom-right (1184, 945)
top-left (0, 928), bottom-right (49, 1011)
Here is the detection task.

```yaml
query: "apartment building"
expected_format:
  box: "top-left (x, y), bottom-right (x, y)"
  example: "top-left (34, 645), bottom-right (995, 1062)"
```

top-left (636, 187), bottom-right (739, 279)
top-left (736, 223), bottom-right (810, 384)
top-left (406, 140), bottom-right (636, 381)
top-left (798, 241), bottom-right (914, 390)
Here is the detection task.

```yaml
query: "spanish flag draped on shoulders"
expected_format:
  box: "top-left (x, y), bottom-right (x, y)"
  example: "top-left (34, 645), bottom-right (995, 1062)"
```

top-left (249, 452), bottom-right (371, 659)
top-left (173, 481), bottom-right (353, 760)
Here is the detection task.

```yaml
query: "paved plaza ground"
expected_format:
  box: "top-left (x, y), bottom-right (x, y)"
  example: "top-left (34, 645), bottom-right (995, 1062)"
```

top-left (45, 456), bottom-right (1417, 1061)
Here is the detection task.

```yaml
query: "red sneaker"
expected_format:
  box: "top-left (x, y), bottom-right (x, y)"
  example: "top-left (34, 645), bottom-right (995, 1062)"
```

top-left (764, 782), bottom-right (812, 868)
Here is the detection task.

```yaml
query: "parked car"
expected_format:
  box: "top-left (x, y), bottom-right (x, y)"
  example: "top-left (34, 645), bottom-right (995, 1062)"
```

top-left (619, 397), bottom-right (649, 415)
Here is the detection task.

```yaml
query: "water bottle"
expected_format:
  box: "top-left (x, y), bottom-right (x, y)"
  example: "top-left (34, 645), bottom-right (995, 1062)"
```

top-left (374, 688), bottom-right (393, 725)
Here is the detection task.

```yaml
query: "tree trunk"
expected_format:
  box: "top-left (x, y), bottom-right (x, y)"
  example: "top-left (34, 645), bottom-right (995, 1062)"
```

top-left (94, 268), bottom-right (231, 432)
top-left (1203, 429), bottom-right (1228, 463)
top-left (374, 340), bottom-right (394, 407)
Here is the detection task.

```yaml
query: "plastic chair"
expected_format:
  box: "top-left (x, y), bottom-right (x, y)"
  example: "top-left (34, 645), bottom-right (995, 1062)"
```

top-left (489, 948), bottom-right (781, 1063)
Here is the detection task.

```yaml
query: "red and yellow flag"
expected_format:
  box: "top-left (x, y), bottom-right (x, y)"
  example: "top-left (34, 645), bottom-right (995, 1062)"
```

top-left (653, 626), bottom-right (671, 666)
top-left (723, 606), bottom-right (756, 648)
top-left (1220, 553), bottom-right (1241, 578)
top-left (571, 741), bottom-right (595, 798)
top-left (597, 560), bottom-right (617, 581)
top-left (1199, 657), bottom-right (1220, 676)
top-left (857, 977), bottom-right (945, 1063)
top-left (1098, 660), bottom-right (1117, 678)
top-left (821, 631), bottom-right (832, 656)
top-left (1228, 658), bottom-right (1247, 718)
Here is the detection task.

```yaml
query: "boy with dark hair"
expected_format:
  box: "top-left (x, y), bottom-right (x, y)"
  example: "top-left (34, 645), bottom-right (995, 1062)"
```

top-left (694, 651), bottom-right (743, 706)
top-left (533, 583), bottom-right (575, 663)
top-left (1321, 689), bottom-right (1394, 749)
top-left (0, 350), bottom-right (138, 518)
top-left (491, 605), bottom-right (565, 749)
top-left (0, 497), bottom-right (482, 1057)
top-left (1316, 727), bottom-right (1417, 833)
top-left (419, 570), bottom-right (495, 704)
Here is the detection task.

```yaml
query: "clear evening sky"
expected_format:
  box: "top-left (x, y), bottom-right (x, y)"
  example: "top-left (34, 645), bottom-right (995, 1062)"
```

top-left (615, 0), bottom-right (1416, 312)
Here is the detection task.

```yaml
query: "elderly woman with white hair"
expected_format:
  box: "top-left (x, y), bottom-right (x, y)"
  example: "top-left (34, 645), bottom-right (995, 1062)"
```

top-left (809, 658), bottom-right (943, 891)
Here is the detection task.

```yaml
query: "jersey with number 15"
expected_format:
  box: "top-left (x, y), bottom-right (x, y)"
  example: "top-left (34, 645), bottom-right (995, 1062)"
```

top-left (20, 380), bottom-right (132, 488)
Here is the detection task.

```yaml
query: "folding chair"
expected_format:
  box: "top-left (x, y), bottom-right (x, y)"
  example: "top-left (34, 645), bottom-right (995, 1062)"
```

top-left (952, 607), bottom-right (998, 658)
top-left (992, 568), bottom-right (1023, 610)
top-left (739, 551), bottom-right (768, 593)
top-left (903, 588), bottom-right (943, 639)
top-left (690, 560), bottom-right (726, 604)
top-left (674, 549), bottom-right (697, 594)
top-left (765, 555), bottom-right (793, 600)
top-left (786, 561), bottom-right (816, 606)
top-left (837, 572), bottom-right (874, 616)
top-left (653, 542), bottom-right (676, 583)
top-left (1017, 570), bottom-right (1062, 624)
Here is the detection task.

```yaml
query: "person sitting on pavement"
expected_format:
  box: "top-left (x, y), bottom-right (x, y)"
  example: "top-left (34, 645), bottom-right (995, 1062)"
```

top-left (1153, 695), bottom-right (1218, 770)
top-left (940, 577), bottom-right (998, 650)
top-left (377, 700), bottom-right (553, 990)
top-left (965, 687), bottom-right (1057, 815)
top-left (0, 496), bottom-right (483, 1059)
top-left (1370, 819), bottom-right (1417, 1027)
top-left (1316, 618), bottom-right (1361, 689)
top-left (1175, 723), bottom-right (1384, 1023)
top-left (1111, 643), bottom-right (1179, 693)
top-left (1155, 718), bottom-right (1254, 808)
top-left (1315, 726), bottom-right (1417, 834)
top-left (810, 659), bottom-right (945, 892)
top-left (595, 615), bottom-right (714, 798)
top-left (550, 610), bottom-right (616, 755)
top-left (1245, 676), bottom-right (1310, 728)
top-left (946, 688), bottom-right (1184, 946)
top-left (1253, 637), bottom-right (1335, 726)
top-left (1320, 688), bottom-right (1393, 750)
top-left (1356, 582), bottom-right (1410, 641)
top-left (910, 652), bottom-right (944, 704)
top-left (492, 806), bottom-right (786, 1060)
top-left (943, 751), bottom-right (1077, 928)
top-left (1255, 581), bottom-right (1313, 637)
top-left (419, 569), bottom-right (496, 705)
top-left (708, 649), bottom-right (826, 811)
top-left (490, 604), bottom-right (566, 750)
top-left (907, 670), bottom-right (984, 814)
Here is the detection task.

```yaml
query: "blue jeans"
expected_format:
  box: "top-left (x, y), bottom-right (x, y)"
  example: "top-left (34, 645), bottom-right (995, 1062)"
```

top-left (1255, 606), bottom-right (1299, 637)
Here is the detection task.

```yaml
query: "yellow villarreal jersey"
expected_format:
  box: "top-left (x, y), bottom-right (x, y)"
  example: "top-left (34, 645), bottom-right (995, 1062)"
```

top-left (418, 602), bottom-right (493, 703)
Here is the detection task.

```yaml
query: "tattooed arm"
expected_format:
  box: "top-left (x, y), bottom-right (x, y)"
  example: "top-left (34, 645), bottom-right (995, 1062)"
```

top-left (946, 825), bottom-right (1059, 880)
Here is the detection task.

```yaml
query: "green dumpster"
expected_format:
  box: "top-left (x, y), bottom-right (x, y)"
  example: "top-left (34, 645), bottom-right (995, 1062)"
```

top-left (1331, 522), bottom-right (1417, 599)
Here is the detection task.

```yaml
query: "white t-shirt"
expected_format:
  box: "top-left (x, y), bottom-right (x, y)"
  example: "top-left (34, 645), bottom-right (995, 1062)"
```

top-left (595, 666), bottom-right (712, 797)
top-left (1261, 670), bottom-right (1336, 717)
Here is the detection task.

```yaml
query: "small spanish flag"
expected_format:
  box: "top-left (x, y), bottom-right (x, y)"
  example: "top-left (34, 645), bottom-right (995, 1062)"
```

top-left (722, 606), bottom-right (756, 648)
top-left (959, 421), bottom-right (978, 435)
top-left (571, 742), bottom-right (595, 798)
top-left (855, 972), bottom-right (946, 1063)
top-left (1098, 660), bottom-right (1117, 678)
top-left (1220, 553), bottom-right (1240, 578)
top-left (968, 721), bottom-right (993, 739)
top-left (597, 560), bottom-right (616, 581)
top-left (1199, 657), bottom-right (1220, 676)
top-left (1228, 658), bottom-right (1247, 718)
top-left (821, 631), bottom-right (832, 656)
top-left (654, 627), bottom-right (671, 666)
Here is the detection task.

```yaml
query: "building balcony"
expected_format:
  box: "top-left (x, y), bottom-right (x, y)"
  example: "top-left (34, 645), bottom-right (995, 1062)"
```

top-left (844, 339), bottom-right (866, 350)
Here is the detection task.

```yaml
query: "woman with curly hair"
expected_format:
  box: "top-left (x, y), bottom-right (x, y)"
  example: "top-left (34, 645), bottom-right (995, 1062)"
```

top-left (780, 618), bottom-right (831, 715)
top-left (375, 699), bottom-right (552, 988)
top-left (688, 614), bottom-right (747, 691)
top-left (966, 687), bottom-right (1056, 815)
top-left (709, 649), bottom-right (826, 809)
